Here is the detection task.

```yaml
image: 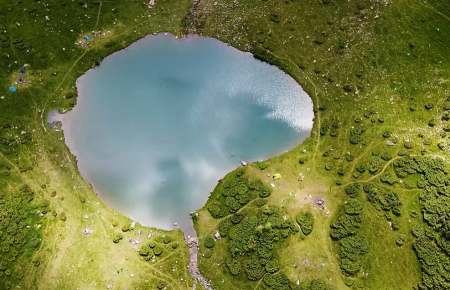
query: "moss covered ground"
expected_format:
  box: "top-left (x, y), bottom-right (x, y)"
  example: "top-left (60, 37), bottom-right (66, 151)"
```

top-left (1, 0), bottom-right (450, 289)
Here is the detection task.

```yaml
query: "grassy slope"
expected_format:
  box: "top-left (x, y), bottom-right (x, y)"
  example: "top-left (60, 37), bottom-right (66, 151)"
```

top-left (0, 0), bottom-right (202, 289)
top-left (191, 0), bottom-right (450, 289)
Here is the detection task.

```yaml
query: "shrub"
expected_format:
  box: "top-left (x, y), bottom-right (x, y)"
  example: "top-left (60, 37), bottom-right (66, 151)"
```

top-left (296, 212), bottom-right (314, 235)
top-left (396, 235), bottom-right (405, 246)
top-left (112, 234), bottom-right (123, 243)
top-left (257, 162), bottom-right (268, 170)
top-left (381, 152), bottom-right (392, 161)
top-left (236, 167), bottom-right (246, 177)
top-left (149, 241), bottom-right (156, 248)
top-left (153, 245), bottom-right (163, 256)
top-left (111, 220), bottom-right (119, 227)
top-left (59, 212), bottom-right (66, 221)
top-left (226, 257), bottom-right (241, 275)
top-left (372, 150), bottom-right (380, 156)
top-left (265, 260), bottom-right (279, 274)
top-left (156, 281), bottom-right (165, 290)
top-left (383, 131), bottom-right (391, 138)
top-left (443, 101), bottom-right (450, 110)
top-left (249, 179), bottom-right (263, 190)
top-left (424, 103), bottom-right (434, 110)
top-left (380, 172), bottom-right (397, 185)
top-left (171, 243), bottom-right (179, 249)
top-left (346, 155), bottom-right (354, 162)
top-left (163, 235), bottom-right (172, 244)
top-left (325, 162), bottom-right (334, 170)
top-left (139, 246), bottom-right (150, 256)
top-left (428, 119), bottom-right (436, 127)
top-left (219, 220), bottom-right (233, 237)
top-left (345, 183), bottom-right (360, 198)
top-left (254, 199), bottom-right (267, 208)
top-left (245, 258), bottom-right (265, 281)
top-left (204, 236), bottom-right (215, 248)
top-left (337, 168), bottom-right (345, 176)
top-left (344, 200), bottom-right (363, 215)
top-left (404, 142), bottom-right (413, 149)
top-left (403, 180), bottom-right (415, 189)
top-left (121, 225), bottom-right (130, 232)
top-left (298, 157), bottom-right (307, 164)
top-left (259, 186), bottom-right (272, 198)
top-left (392, 220), bottom-right (400, 230)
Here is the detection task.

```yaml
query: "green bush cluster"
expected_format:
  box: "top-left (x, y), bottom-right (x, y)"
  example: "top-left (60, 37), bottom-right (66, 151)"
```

top-left (344, 183), bottom-right (360, 198)
top-left (386, 156), bottom-right (450, 288)
top-left (380, 171), bottom-right (398, 185)
top-left (219, 205), bottom-right (299, 284)
top-left (296, 212), bottom-right (314, 235)
top-left (349, 126), bottom-right (366, 144)
top-left (207, 169), bottom-right (269, 218)
top-left (330, 200), bottom-right (368, 276)
top-left (0, 185), bottom-right (45, 287)
top-left (363, 183), bottom-right (401, 216)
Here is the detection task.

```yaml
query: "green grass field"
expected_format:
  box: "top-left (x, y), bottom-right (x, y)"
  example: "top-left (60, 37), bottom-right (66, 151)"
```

top-left (1, 0), bottom-right (450, 289)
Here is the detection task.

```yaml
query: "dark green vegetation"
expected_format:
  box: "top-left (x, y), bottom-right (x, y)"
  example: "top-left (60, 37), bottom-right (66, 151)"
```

top-left (0, 185), bottom-right (45, 289)
top-left (296, 212), bottom-right (314, 236)
top-left (0, 0), bottom-right (198, 289)
top-left (190, 0), bottom-right (450, 289)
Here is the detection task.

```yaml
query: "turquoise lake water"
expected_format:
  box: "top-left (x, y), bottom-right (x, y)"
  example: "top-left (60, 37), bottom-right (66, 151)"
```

top-left (59, 34), bottom-right (314, 232)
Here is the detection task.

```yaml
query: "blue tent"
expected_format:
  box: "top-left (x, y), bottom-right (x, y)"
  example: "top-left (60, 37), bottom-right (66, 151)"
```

top-left (20, 67), bottom-right (25, 74)
top-left (84, 36), bottom-right (90, 40)
top-left (9, 86), bottom-right (17, 92)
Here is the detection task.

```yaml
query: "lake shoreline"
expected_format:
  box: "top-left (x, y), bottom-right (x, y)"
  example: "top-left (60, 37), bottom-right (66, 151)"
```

top-left (51, 32), bottom-right (313, 235)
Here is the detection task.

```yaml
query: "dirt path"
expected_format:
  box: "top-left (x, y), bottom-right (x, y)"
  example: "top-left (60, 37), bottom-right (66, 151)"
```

top-left (186, 226), bottom-right (214, 290)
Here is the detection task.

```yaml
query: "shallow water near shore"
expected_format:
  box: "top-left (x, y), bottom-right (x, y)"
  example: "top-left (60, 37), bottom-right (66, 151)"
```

top-left (56, 34), bottom-right (313, 234)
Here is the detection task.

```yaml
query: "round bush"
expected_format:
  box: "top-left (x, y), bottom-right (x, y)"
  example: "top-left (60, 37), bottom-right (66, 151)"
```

top-left (139, 246), bottom-right (150, 256)
top-left (153, 245), bottom-right (163, 256)
top-left (204, 236), bottom-right (215, 248)
top-left (265, 260), bottom-right (279, 274)
top-left (259, 186), bottom-right (272, 198)
top-left (163, 235), bottom-right (172, 244)
top-left (226, 257), bottom-right (241, 275)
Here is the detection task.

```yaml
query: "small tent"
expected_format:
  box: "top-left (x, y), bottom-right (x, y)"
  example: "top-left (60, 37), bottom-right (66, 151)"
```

top-left (20, 67), bottom-right (25, 74)
top-left (9, 86), bottom-right (17, 92)
top-left (273, 173), bottom-right (281, 180)
top-left (84, 36), bottom-right (90, 40)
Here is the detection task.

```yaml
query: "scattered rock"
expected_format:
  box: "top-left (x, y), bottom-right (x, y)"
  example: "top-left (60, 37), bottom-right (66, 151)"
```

top-left (82, 229), bottom-right (92, 235)
top-left (214, 231), bottom-right (221, 240)
top-left (240, 161), bottom-right (247, 166)
top-left (129, 238), bottom-right (139, 244)
top-left (107, 284), bottom-right (113, 289)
